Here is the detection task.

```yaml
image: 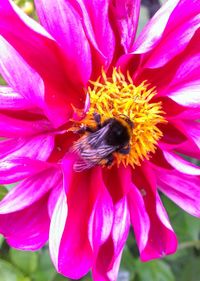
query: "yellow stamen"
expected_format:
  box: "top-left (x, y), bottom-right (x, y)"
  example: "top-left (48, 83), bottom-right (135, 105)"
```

top-left (76, 68), bottom-right (167, 168)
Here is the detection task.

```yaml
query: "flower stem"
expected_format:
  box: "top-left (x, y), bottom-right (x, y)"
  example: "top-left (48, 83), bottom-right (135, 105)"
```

top-left (178, 240), bottom-right (200, 250)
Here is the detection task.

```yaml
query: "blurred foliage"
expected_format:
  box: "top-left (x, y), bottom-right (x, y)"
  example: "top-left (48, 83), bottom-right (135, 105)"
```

top-left (1, 0), bottom-right (200, 281)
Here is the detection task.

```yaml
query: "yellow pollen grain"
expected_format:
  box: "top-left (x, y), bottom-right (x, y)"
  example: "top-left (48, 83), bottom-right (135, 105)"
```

top-left (80, 68), bottom-right (167, 168)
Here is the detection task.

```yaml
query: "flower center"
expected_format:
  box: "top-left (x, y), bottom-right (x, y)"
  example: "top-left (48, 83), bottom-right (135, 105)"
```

top-left (73, 68), bottom-right (166, 168)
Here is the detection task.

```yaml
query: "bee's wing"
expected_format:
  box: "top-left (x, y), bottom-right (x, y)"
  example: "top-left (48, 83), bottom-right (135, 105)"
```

top-left (72, 126), bottom-right (116, 172)
top-left (73, 144), bottom-right (115, 172)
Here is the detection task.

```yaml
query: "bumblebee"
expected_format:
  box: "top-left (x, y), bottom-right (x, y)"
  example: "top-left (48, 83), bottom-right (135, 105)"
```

top-left (72, 113), bottom-right (133, 172)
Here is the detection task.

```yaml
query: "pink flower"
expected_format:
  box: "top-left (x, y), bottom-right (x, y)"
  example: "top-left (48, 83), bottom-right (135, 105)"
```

top-left (0, 0), bottom-right (200, 279)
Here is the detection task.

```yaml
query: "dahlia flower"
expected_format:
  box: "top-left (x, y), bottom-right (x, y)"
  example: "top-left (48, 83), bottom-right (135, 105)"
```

top-left (0, 0), bottom-right (200, 280)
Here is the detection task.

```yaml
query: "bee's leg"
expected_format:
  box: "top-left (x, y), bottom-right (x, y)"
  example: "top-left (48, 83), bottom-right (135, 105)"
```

top-left (93, 112), bottom-right (102, 128)
top-left (75, 125), bottom-right (95, 134)
top-left (106, 154), bottom-right (114, 166)
top-left (118, 145), bottom-right (130, 155)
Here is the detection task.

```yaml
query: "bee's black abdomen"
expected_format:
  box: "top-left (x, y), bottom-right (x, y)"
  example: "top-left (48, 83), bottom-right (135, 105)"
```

top-left (104, 119), bottom-right (130, 147)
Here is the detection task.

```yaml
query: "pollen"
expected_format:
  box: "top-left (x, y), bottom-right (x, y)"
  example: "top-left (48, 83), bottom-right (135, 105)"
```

top-left (78, 68), bottom-right (166, 168)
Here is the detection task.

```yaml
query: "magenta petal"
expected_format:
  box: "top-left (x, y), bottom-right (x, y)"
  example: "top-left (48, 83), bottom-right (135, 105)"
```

top-left (0, 169), bottom-right (61, 213)
top-left (48, 183), bottom-right (63, 218)
top-left (0, 114), bottom-right (51, 137)
top-left (110, 0), bottom-right (140, 53)
top-left (167, 81), bottom-right (200, 109)
top-left (0, 134), bottom-right (54, 160)
top-left (0, 158), bottom-right (55, 184)
top-left (74, 0), bottom-right (115, 68)
top-left (157, 169), bottom-right (200, 217)
top-left (159, 32), bottom-right (200, 107)
top-left (129, 165), bottom-right (177, 261)
top-left (35, 0), bottom-right (92, 85)
top-left (163, 151), bottom-right (200, 175)
top-left (133, 0), bottom-right (200, 68)
top-left (144, 14), bottom-right (200, 68)
top-left (180, 120), bottom-right (200, 150)
top-left (0, 1), bottom-right (75, 126)
top-left (133, 0), bottom-right (179, 54)
top-left (49, 188), bottom-right (68, 270)
top-left (0, 37), bottom-right (44, 108)
top-left (176, 139), bottom-right (200, 160)
top-left (0, 135), bottom-right (72, 186)
top-left (128, 185), bottom-right (150, 254)
top-left (0, 134), bottom-right (55, 183)
top-left (92, 197), bottom-right (130, 280)
top-left (0, 1), bottom-right (64, 85)
top-left (0, 86), bottom-right (33, 110)
top-left (51, 167), bottom-right (106, 278)
top-left (0, 194), bottom-right (50, 250)
top-left (88, 183), bottom-right (114, 255)
top-left (103, 165), bottom-right (132, 203)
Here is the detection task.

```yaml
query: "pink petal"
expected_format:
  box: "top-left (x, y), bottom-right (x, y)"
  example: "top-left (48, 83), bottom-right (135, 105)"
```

top-left (0, 138), bottom-right (25, 159)
top-left (176, 139), bottom-right (200, 160)
top-left (51, 166), bottom-right (104, 278)
top-left (0, 134), bottom-right (55, 183)
top-left (128, 185), bottom-right (150, 254)
top-left (0, 1), bottom-right (79, 126)
top-left (34, 0), bottom-right (92, 85)
top-left (49, 187), bottom-right (68, 270)
top-left (149, 147), bottom-right (173, 171)
top-left (0, 113), bottom-right (51, 137)
top-left (0, 1), bottom-right (64, 83)
top-left (156, 96), bottom-right (200, 122)
top-left (133, 0), bottom-right (179, 54)
top-left (0, 134), bottom-right (54, 161)
top-left (180, 120), bottom-right (200, 150)
top-left (159, 30), bottom-right (200, 107)
top-left (88, 183), bottom-right (114, 256)
top-left (102, 165), bottom-right (132, 203)
top-left (110, 0), bottom-right (140, 53)
top-left (73, 0), bottom-right (115, 68)
top-left (0, 193), bottom-right (50, 250)
top-left (110, 198), bottom-right (130, 269)
top-left (158, 122), bottom-right (187, 146)
top-left (163, 150), bottom-right (200, 175)
top-left (0, 86), bottom-right (33, 110)
top-left (48, 182), bottom-right (63, 218)
top-left (144, 14), bottom-right (200, 68)
top-left (0, 158), bottom-right (55, 184)
top-left (0, 37), bottom-right (43, 109)
top-left (92, 197), bottom-right (130, 281)
top-left (0, 168), bottom-right (61, 213)
top-left (129, 164), bottom-right (177, 261)
top-left (157, 169), bottom-right (200, 217)
top-left (166, 80), bottom-right (200, 110)
top-left (133, 0), bottom-right (200, 68)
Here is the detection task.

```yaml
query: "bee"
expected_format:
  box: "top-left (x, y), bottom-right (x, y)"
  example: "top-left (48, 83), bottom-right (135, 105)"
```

top-left (72, 113), bottom-right (133, 172)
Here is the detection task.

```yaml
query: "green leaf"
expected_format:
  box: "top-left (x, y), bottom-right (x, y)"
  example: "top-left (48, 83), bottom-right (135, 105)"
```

top-left (161, 195), bottom-right (200, 243)
top-left (184, 213), bottom-right (200, 241)
top-left (0, 259), bottom-right (26, 281)
top-left (169, 251), bottom-right (200, 281)
top-left (0, 186), bottom-right (8, 201)
top-left (120, 245), bottom-right (136, 280)
top-left (9, 249), bottom-right (38, 275)
top-left (134, 259), bottom-right (175, 281)
top-left (0, 235), bottom-right (4, 248)
top-left (0, 76), bottom-right (6, 85)
top-left (30, 248), bottom-right (56, 281)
